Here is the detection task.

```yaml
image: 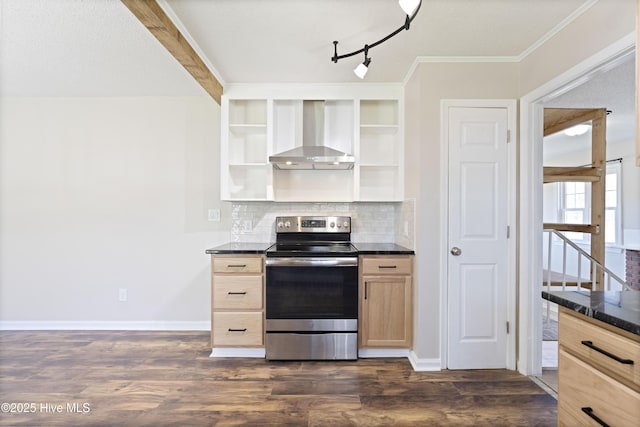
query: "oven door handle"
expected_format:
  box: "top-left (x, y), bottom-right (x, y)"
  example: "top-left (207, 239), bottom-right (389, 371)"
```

top-left (266, 257), bottom-right (358, 267)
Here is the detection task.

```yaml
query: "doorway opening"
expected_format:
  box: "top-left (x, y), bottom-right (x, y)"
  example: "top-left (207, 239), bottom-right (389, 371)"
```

top-left (519, 35), bottom-right (635, 383)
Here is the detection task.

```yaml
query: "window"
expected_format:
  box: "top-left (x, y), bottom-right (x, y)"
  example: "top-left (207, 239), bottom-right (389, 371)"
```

top-left (560, 181), bottom-right (589, 242)
top-left (604, 162), bottom-right (622, 245)
top-left (558, 162), bottom-right (622, 246)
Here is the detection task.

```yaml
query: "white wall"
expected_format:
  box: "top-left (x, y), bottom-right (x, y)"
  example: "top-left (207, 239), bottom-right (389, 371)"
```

top-left (404, 62), bottom-right (519, 362)
top-left (0, 96), bottom-right (228, 327)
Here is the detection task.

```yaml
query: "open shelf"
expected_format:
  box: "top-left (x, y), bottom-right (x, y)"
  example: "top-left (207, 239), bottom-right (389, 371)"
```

top-left (223, 99), bottom-right (270, 200)
top-left (358, 99), bottom-right (402, 201)
top-left (361, 100), bottom-right (398, 126)
top-left (228, 165), bottom-right (270, 200)
top-left (229, 100), bottom-right (267, 126)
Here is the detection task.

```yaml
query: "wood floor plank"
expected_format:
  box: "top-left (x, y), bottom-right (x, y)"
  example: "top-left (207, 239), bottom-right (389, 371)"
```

top-left (0, 331), bottom-right (556, 426)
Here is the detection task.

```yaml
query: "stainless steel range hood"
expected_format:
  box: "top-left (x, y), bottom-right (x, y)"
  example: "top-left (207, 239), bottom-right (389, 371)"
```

top-left (269, 100), bottom-right (355, 170)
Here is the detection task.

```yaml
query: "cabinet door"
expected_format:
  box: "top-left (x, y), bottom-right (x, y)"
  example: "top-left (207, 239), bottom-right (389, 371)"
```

top-left (213, 275), bottom-right (263, 310)
top-left (212, 312), bottom-right (263, 346)
top-left (558, 349), bottom-right (640, 426)
top-left (559, 309), bottom-right (640, 390)
top-left (360, 276), bottom-right (412, 347)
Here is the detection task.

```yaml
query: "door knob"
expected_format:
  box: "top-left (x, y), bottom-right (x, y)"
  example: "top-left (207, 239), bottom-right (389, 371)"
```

top-left (450, 247), bottom-right (462, 256)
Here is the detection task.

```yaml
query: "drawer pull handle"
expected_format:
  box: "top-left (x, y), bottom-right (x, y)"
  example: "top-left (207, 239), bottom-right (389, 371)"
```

top-left (228, 328), bottom-right (247, 332)
top-left (580, 340), bottom-right (634, 365)
top-left (378, 265), bottom-right (397, 269)
top-left (227, 291), bottom-right (247, 295)
top-left (581, 407), bottom-right (609, 427)
top-left (227, 264), bottom-right (247, 268)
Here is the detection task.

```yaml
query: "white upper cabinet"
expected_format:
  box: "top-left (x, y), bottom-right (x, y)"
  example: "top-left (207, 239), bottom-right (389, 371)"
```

top-left (358, 100), bottom-right (402, 201)
top-left (220, 85), bottom-right (404, 202)
top-left (221, 99), bottom-right (270, 200)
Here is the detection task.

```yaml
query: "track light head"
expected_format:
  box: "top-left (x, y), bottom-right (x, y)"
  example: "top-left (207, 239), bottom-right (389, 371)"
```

top-left (354, 58), bottom-right (371, 79)
top-left (399, 0), bottom-right (420, 16)
top-left (354, 46), bottom-right (371, 79)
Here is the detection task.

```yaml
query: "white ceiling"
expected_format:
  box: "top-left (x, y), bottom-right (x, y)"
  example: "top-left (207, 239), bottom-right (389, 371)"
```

top-left (543, 53), bottom-right (636, 160)
top-left (1, 0), bottom-right (598, 96)
top-left (1, 0), bottom-right (632, 155)
top-left (163, 0), bottom-right (591, 84)
top-left (0, 0), bottom-right (205, 97)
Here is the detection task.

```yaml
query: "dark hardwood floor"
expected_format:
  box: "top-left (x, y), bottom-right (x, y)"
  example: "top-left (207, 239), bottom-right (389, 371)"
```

top-left (0, 331), bottom-right (557, 426)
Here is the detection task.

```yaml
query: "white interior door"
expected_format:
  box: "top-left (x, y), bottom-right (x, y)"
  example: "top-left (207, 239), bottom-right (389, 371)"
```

top-left (447, 106), bottom-right (509, 369)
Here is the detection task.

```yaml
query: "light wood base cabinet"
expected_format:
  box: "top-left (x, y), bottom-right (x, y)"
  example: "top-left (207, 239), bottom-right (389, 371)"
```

top-left (211, 254), bottom-right (264, 348)
top-left (558, 307), bottom-right (640, 426)
top-left (359, 255), bottom-right (413, 348)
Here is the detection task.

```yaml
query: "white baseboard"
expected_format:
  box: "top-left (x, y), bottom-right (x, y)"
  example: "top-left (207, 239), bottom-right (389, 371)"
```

top-left (210, 347), bottom-right (266, 358)
top-left (357, 349), bottom-right (442, 372)
top-left (0, 321), bottom-right (210, 331)
top-left (358, 348), bottom-right (410, 358)
top-left (408, 350), bottom-right (442, 371)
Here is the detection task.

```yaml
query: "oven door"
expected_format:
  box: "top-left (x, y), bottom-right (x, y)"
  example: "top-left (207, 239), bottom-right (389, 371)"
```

top-left (265, 257), bottom-right (358, 325)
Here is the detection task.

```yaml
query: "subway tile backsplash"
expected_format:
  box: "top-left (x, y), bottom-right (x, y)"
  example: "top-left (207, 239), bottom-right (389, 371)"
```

top-left (230, 201), bottom-right (415, 248)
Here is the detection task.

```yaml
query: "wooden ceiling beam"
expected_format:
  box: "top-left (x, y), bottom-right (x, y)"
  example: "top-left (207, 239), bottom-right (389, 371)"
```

top-left (543, 108), bottom-right (606, 137)
top-left (121, 0), bottom-right (223, 104)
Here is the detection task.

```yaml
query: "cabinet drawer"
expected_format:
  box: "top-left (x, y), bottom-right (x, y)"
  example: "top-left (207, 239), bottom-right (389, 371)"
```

top-left (559, 309), bottom-right (640, 390)
top-left (213, 256), bottom-right (263, 273)
top-left (361, 256), bottom-right (412, 275)
top-left (212, 312), bottom-right (263, 346)
top-left (558, 349), bottom-right (640, 426)
top-left (213, 275), bottom-right (263, 310)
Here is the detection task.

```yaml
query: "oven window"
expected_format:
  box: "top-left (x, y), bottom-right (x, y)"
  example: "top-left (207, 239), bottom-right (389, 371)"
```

top-left (266, 266), bottom-right (357, 319)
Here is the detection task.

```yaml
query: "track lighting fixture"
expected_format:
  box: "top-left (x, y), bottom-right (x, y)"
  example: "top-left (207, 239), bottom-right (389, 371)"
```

top-left (353, 45), bottom-right (371, 79)
top-left (331, 0), bottom-right (422, 78)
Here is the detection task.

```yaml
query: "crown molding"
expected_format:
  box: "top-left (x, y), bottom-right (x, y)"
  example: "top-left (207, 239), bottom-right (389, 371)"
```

top-left (516, 0), bottom-right (600, 62)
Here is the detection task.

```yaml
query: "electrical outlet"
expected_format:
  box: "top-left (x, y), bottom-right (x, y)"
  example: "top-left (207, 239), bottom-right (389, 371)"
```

top-left (207, 209), bottom-right (221, 222)
top-left (404, 221), bottom-right (409, 237)
top-left (118, 288), bottom-right (127, 302)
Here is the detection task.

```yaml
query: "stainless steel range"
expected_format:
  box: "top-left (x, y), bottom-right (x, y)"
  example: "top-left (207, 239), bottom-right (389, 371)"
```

top-left (265, 216), bottom-right (358, 360)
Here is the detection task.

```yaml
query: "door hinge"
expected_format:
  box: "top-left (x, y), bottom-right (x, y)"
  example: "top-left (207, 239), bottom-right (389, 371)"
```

top-left (507, 225), bottom-right (510, 239)
top-left (506, 322), bottom-right (510, 334)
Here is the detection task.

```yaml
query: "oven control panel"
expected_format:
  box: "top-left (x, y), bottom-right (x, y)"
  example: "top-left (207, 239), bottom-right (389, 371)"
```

top-left (275, 216), bottom-right (351, 233)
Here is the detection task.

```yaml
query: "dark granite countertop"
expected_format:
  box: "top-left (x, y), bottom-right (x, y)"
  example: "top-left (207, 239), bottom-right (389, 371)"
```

top-left (205, 242), bottom-right (414, 255)
top-left (205, 242), bottom-right (273, 254)
top-left (351, 243), bottom-right (415, 255)
top-left (543, 290), bottom-right (640, 336)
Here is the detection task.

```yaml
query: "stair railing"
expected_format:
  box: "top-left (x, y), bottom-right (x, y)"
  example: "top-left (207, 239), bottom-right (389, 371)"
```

top-left (543, 228), bottom-right (633, 325)
top-left (543, 228), bottom-right (630, 293)
top-left (543, 229), bottom-right (632, 326)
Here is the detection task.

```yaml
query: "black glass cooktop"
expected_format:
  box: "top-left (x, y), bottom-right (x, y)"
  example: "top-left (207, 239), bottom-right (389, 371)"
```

top-left (266, 242), bottom-right (358, 257)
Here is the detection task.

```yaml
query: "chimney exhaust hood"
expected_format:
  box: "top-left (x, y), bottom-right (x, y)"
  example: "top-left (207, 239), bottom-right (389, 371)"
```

top-left (269, 100), bottom-right (355, 170)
